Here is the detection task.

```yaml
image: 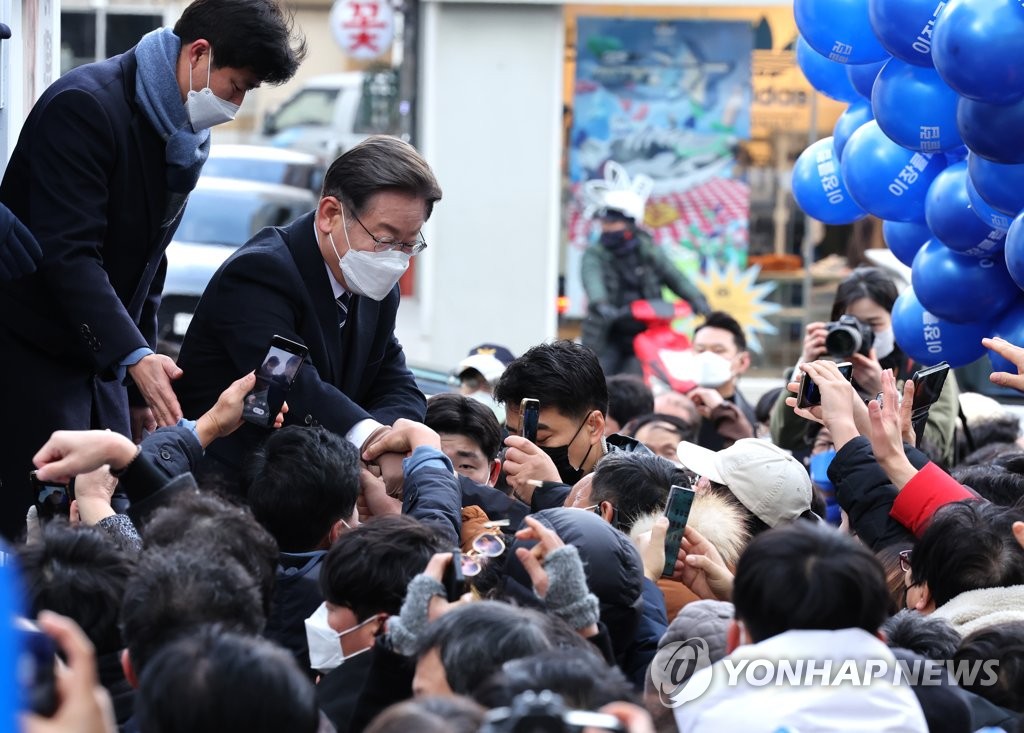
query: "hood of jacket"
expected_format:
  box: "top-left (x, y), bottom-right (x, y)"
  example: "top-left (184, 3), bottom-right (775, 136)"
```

top-left (931, 584), bottom-right (1024, 637)
top-left (501, 507), bottom-right (644, 663)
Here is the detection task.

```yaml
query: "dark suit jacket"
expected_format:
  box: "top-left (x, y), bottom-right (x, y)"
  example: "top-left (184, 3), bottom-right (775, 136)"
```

top-left (174, 212), bottom-right (426, 471)
top-left (0, 47), bottom-right (182, 539)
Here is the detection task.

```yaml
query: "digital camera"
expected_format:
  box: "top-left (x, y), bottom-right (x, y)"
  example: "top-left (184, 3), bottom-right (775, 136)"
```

top-left (480, 690), bottom-right (624, 733)
top-left (825, 315), bottom-right (875, 358)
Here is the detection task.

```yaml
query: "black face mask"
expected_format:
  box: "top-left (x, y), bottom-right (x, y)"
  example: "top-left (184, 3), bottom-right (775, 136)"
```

top-left (599, 228), bottom-right (638, 253)
top-left (539, 415), bottom-right (594, 485)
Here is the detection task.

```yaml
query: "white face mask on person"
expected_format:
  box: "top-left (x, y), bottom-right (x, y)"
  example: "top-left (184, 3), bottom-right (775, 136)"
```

top-left (326, 209), bottom-right (410, 301)
top-left (692, 351), bottom-right (735, 388)
top-left (304, 602), bottom-right (376, 673)
top-left (185, 49), bottom-right (240, 132)
top-left (873, 327), bottom-right (895, 360)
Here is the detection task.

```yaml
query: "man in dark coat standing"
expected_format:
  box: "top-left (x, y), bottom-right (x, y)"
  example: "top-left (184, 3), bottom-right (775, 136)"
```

top-left (0, 0), bottom-right (305, 538)
top-left (174, 136), bottom-right (442, 490)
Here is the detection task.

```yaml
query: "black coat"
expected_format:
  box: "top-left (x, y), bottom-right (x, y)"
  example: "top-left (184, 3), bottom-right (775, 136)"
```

top-left (174, 212), bottom-right (426, 473)
top-left (0, 48), bottom-right (183, 539)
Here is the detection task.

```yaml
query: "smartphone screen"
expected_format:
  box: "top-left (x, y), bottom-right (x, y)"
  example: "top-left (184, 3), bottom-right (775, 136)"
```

top-left (15, 620), bottom-right (57, 717)
top-left (662, 484), bottom-right (697, 578)
top-left (443, 551), bottom-right (466, 602)
top-left (911, 362), bottom-right (949, 418)
top-left (30, 472), bottom-right (71, 524)
top-left (797, 361), bottom-right (853, 409)
top-left (520, 398), bottom-right (540, 444)
top-left (242, 336), bottom-right (309, 428)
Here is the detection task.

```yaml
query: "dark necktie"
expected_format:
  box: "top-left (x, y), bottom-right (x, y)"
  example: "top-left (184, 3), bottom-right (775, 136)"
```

top-left (337, 292), bottom-right (350, 330)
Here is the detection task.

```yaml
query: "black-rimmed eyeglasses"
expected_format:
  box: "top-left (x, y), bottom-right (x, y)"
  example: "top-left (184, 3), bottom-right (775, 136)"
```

top-left (350, 209), bottom-right (427, 256)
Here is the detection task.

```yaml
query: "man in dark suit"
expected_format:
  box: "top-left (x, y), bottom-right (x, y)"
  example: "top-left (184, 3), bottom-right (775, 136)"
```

top-left (0, 0), bottom-right (305, 539)
top-left (174, 136), bottom-right (442, 488)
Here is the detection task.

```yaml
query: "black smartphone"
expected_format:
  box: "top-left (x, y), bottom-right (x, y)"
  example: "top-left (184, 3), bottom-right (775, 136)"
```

top-left (16, 621), bottom-right (57, 717)
top-left (443, 551), bottom-right (466, 602)
top-left (911, 362), bottom-right (949, 446)
top-left (797, 361), bottom-right (854, 409)
top-left (29, 471), bottom-right (72, 524)
top-left (662, 484), bottom-right (697, 578)
top-left (520, 398), bottom-right (540, 444)
top-left (242, 335), bottom-right (309, 427)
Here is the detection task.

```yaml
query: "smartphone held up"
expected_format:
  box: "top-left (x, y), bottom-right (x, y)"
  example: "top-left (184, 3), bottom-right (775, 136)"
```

top-left (796, 362), bottom-right (853, 409)
top-left (661, 484), bottom-right (696, 578)
top-left (242, 335), bottom-right (308, 428)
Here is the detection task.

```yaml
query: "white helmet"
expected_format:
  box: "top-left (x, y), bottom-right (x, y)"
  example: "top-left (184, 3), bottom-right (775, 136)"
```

top-left (582, 161), bottom-right (654, 225)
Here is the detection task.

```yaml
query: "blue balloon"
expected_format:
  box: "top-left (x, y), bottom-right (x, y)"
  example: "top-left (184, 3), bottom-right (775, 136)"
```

top-left (892, 287), bottom-right (992, 368)
top-left (924, 161), bottom-right (1006, 257)
top-left (944, 145), bottom-right (969, 163)
top-left (833, 100), bottom-right (874, 160)
top-left (868, 0), bottom-right (945, 67)
top-left (872, 59), bottom-right (962, 152)
top-left (792, 138), bottom-right (867, 225)
top-left (966, 176), bottom-right (1015, 232)
top-left (957, 96), bottom-right (1024, 164)
top-left (1002, 211), bottom-right (1024, 292)
top-left (967, 154), bottom-right (1024, 218)
top-left (883, 220), bottom-right (931, 267)
top-left (846, 58), bottom-right (889, 99)
top-left (932, 0), bottom-right (1024, 104)
top-left (911, 238), bottom-right (1021, 323)
top-left (988, 300), bottom-right (1024, 374)
top-left (795, 0), bottom-right (890, 65)
top-left (796, 36), bottom-right (861, 102)
top-left (840, 121), bottom-right (947, 222)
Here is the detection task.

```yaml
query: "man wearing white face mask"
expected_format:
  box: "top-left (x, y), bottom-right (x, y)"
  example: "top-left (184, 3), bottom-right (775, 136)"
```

top-left (0, 0), bottom-right (306, 540)
top-left (688, 311), bottom-right (756, 451)
top-left (176, 136), bottom-right (443, 490)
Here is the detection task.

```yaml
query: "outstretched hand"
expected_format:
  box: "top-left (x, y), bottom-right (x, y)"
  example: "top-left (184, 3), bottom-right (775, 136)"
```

top-left (984, 337), bottom-right (1024, 393)
top-left (514, 515), bottom-right (566, 598)
top-left (866, 370), bottom-right (918, 489)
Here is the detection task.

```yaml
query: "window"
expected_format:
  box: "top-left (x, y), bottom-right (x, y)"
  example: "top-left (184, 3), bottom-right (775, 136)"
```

top-left (60, 9), bottom-right (162, 74)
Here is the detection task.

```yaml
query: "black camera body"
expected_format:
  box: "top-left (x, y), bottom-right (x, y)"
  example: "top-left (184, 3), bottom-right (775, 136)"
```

top-left (825, 315), bottom-right (875, 358)
top-left (480, 690), bottom-right (624, 733)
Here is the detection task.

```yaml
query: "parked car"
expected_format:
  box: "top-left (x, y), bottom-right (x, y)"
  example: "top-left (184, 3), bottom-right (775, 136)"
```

top-left (260, 69), bottom-right (400, 160)
top-left (202, 144), bottom-right (326, 194)
top-left (157, 177), bottom-right (316, 356)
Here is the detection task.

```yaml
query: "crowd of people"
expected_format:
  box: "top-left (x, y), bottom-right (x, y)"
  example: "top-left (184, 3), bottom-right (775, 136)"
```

top-left (2, 1), bottom-right (1024, 732)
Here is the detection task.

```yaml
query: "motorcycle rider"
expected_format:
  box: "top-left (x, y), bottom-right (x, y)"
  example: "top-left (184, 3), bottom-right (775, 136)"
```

top-left (580, 163), bottom-right (710, 376)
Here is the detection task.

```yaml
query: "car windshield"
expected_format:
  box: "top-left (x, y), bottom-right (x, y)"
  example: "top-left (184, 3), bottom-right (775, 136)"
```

top-left (273, 88), bottom-right (339, 128)
top-left (202, 158), bottom-right (321, 191)
top-left (175, 191), bottom-right (301, 247)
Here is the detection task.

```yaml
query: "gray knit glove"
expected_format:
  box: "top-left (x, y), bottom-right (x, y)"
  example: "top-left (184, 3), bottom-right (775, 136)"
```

top-left (386, 574), bottom-right (446, 656)
top-left (541, 545), bottom-right (600, 631)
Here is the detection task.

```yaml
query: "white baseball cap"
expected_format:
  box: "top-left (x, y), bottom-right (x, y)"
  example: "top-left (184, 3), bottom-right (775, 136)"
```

top-left (676, 438), bottom-right (813, 527)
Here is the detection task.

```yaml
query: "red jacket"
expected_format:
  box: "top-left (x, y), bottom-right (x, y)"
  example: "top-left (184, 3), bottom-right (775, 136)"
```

top-left (890, 462), bottom-right (975, 536)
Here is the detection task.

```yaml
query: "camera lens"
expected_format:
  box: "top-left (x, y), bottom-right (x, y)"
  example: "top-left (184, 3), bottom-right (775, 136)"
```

top-left (825, 327), bottom-right (861, 358)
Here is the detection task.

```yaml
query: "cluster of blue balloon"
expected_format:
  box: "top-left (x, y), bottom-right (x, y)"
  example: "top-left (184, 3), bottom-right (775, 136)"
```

top-left (791, 0), bottom-right (1024, 369)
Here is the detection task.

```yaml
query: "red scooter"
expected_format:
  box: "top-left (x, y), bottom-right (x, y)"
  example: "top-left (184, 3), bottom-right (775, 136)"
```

top-left (629, 299), bottom-right (698, 394)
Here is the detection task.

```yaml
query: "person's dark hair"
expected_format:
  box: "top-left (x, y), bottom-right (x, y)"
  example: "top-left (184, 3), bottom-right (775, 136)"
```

top-left (494, 341), bottom-right (608, 421)
top-left (830, 266), bottom-right (899, 321)
top-left (141, 491), bottom-right (278, 618)
top-left (173, 0), bottom-right (306, 85)
top-left (625, 412), bottom-right (696, 443)
top-left (875, 541), bottom-right (914, 615)
top-left (958, 415), bottom-right (1022, 460)
top-left (472, 648), bottom-right (636, 711)
top-left (319, 515), bottom-right (445, 620)
top-left (121, 549), bottom-right (266, 674)
top-left (322, 135), bottom-right (442, 218)
top-left (426, 393), bottom-right (502, 460)
top-left (366, 696), bottom-right (486, 733)
top-left (413, 601), bottom-right (590, 696)
top-left (910, 501), bottom-right (1024, 607)
top-left (881, 609), bottom-right (961, 661)
top-left (959, 442), bottom-right (1020, 468)
top-left (694, 311), bottom-right (747, 352)
top-left (952, 454), bottom-right (1024, 506)
top-left (136, 625), bottom-right (319, 733)
top-left (732, 522), bottom-right (890, 643)
top-left (245, 426), bottom-right (360, 552)
top-left (18, 524), bottom-right (133, 655)
top-left (590, 452), bottom-right (683, 533)
top-left (755, 387), bottom-right (784, 426)
top-left (605, 375), bottom-right (653, 429)
top-left (953, 621), bottom-right (1024, 713)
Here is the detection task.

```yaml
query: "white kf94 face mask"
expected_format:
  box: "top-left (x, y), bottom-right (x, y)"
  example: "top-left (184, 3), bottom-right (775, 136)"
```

top-left (185, 49), bottom-right (240, 132)
top-left (304, 602), bottom-right (377, 673)
top-left (327, 210), bottom-right (410, 301)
